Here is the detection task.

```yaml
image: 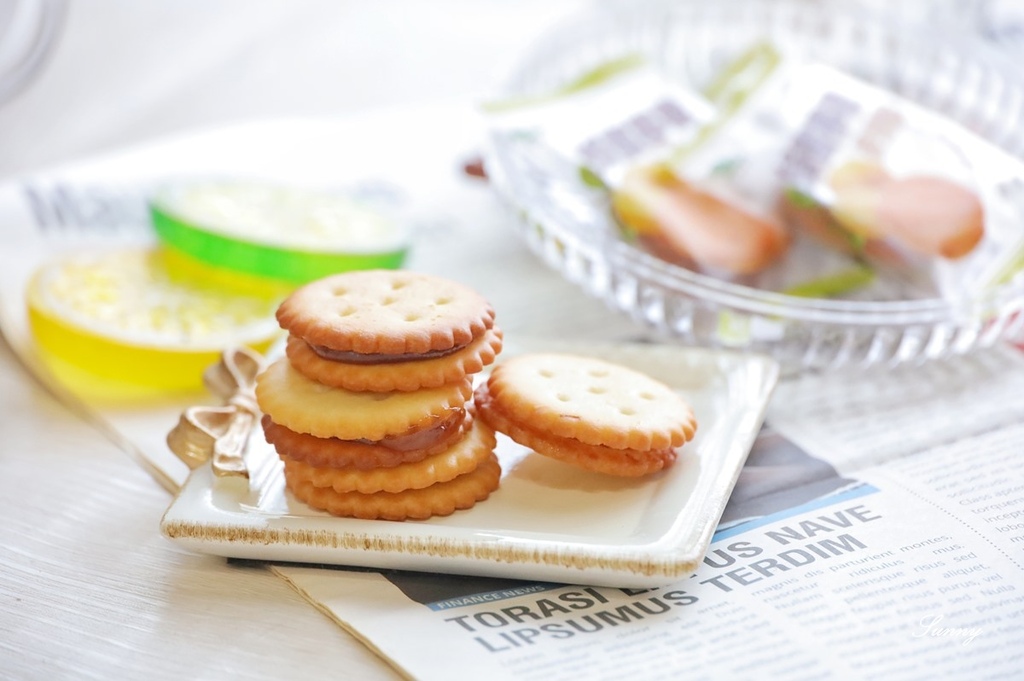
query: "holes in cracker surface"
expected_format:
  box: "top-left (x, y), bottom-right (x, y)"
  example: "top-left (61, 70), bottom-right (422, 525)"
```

top-left (588, 385), bottom-right (607, 395)
top-left (619, 406), bottom-right (638, 416)
top-left (391, 280), bottom-right (409, 291)
top-left (338, 306), bottom-right (358, 317)
top-left (331, 286), bottom-right (349, 296)
top-left (381, 295), bottom-right (397, 306)
top-left (587, 368), bottom-right (609, 378)
top-left (538, 369), bottom-right (555, 378)
top-left (435, 296), bottom-right (453, 306)
top-left (556, 393), bottom-right (570, 402)
top-left (639, 391), bottom-right (656, 400)
top-left (404, 313), bottom-right (421, 322)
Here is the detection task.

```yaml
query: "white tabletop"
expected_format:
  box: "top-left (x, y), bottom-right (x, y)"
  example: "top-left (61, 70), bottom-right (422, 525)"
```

top-left (0, 0), bottom-right (590, 179)
top-left (0, 339), bottom-right (401, 678)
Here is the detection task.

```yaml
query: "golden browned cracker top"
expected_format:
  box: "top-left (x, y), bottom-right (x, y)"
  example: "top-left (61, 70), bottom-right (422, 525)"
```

top-left (483, 353), bottom-right (696, 451)
top-left (276, 270), bottom-right (495, 355)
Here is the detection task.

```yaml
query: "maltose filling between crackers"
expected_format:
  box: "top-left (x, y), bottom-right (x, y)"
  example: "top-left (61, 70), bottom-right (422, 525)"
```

top-left (307, 340), bottom-right (466, 365)
top-left (353, 406), bottom-right (466, 452)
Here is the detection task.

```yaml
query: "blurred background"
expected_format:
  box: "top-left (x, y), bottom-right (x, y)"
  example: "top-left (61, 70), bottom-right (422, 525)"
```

top-left (0, 0), bottom-right (589, 179)
top-left (1, 0), bottom-right (1022, 181)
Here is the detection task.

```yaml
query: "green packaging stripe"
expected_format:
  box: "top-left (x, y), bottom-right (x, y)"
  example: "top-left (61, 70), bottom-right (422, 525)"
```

top-left (150, 204), bottom-right (408, 285)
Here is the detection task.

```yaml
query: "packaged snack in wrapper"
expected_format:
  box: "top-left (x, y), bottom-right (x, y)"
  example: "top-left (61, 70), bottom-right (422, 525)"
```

top-left (610, 46), bottom-right (794, 280)
top-left (485, 55), bottom-right (717, 188)
top-left (687, 43), bottom-right (1018, 299)
top-left (487, 56), bottom-right (791, 279)
top-left (685, 45), bottom-right (1024, 298)
top-left (486, 43), bottom-right (1024, 300)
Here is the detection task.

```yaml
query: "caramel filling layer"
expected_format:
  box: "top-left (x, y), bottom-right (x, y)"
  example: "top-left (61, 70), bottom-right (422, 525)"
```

top-left (355, 407), bottom-right (466, 452)
top-left (308, 341), bottom-right (466, 365)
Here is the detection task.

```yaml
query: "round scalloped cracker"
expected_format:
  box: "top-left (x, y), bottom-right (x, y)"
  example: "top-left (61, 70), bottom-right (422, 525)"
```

top-left (255, 358), bottom-right (472, 440)
top-left (285, 326), bottom-right (503, 393)
top-left (280, 417), bottom-right (496, 493)
top-left (286, 453), bottom-right (502, 520)
top-left (484, 353), bottom-right (696, 451)
top-left (261, 411), bottom-right (472, 470)
top-left (275, 270), bottom-right (495, 355)
top-left (475, 385), bottom-right (676, 477)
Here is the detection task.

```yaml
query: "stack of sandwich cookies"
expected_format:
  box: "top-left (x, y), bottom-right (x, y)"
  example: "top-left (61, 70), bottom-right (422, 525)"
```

top-left (255, 270), bottom-right (502, 520)
top-left (279, 269), bottom-right (503, 392)
top-left (475, 353), bottom-right (697, 477)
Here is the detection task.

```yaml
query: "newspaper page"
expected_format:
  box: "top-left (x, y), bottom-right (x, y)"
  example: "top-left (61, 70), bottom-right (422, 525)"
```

top-left (276, 348), bottom-right (1024, 681)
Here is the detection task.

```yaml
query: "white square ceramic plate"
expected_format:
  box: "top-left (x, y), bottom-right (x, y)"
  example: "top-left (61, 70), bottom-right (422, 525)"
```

top-left (161, 340), bottom-right (778, 587)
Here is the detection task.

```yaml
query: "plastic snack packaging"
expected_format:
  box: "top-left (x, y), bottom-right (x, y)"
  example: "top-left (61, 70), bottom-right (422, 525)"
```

top-left (486, 43), bottom-right (1024, 300)
top-left (486, 55), bottom-right (788, 278)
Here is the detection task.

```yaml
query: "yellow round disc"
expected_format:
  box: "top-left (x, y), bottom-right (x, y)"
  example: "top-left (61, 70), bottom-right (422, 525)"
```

top-left (27, 247), bottom-right (284, 397)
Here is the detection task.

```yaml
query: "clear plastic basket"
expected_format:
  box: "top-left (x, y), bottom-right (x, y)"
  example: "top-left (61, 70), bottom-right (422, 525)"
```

top-left (484, 0), bottom-right (1024, 373)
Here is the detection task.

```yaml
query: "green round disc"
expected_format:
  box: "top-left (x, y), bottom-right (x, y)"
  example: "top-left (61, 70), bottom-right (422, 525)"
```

top-left (149, 181), bottom-right (410, 284)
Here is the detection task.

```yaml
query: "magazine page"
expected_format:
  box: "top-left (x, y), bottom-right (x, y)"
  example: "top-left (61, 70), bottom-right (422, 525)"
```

top-left (276, 352), bottom-right (1024, 679)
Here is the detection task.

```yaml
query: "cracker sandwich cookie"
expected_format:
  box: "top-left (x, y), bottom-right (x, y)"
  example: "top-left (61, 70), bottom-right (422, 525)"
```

top-left (255, 270), bottom-right (503, 520)
top-left (475, 353), bottom-right (697, 477)
top-left (278, 269), bottom-right (502, 392)
top-left (255, 358), bottom-right (474, 442)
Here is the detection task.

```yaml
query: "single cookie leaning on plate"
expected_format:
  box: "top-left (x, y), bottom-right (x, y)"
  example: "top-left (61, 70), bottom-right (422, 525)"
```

top-left (475, 353), bottom-right (697, 477)
top-left (278, 269), bottom-right (502, 392)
